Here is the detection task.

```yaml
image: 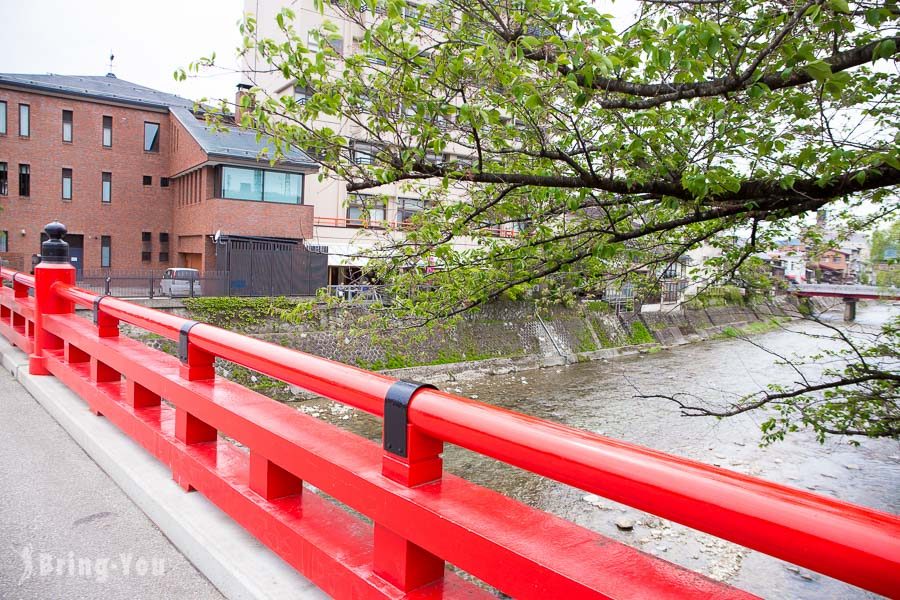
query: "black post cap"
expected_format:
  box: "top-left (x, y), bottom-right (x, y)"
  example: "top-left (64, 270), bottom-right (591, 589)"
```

top-left (41, 221), bottom-right (70, 263)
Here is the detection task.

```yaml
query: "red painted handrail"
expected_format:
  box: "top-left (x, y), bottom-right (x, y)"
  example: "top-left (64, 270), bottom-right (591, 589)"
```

top-left (1, 267), bottom-right (35, 288)
top-left (3, 269), bottom-right (899, 598)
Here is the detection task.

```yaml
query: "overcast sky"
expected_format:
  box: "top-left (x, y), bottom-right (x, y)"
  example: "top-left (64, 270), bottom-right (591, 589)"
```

top-left (2, 0), bottom-right (244, 102)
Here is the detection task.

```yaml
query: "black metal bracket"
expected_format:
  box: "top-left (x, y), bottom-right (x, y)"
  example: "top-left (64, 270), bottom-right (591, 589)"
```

top-left (383, 380), bottom-right (436, 458)
top-left (92, 296), bottom-right (103, 325)
top-left (178, 321), bottom-right (199, 363)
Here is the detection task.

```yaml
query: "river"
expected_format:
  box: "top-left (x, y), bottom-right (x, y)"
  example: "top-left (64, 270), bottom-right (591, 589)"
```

top-left (288, 302), bottom-right (900, 599)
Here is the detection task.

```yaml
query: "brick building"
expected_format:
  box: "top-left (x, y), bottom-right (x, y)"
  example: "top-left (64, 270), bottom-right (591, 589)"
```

top-left (0, 72), bottom-right (319, 281)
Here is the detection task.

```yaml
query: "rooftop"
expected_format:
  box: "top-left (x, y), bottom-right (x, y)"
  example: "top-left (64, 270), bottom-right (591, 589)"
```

top-left (0, 72), bottom-right (194, 110)
top-left (170, 107), bottom-right (318, 171)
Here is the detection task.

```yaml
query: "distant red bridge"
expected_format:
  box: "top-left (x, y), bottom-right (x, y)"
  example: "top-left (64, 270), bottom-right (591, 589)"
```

top-left (793, 283), bottom-right (900, 301)
top-left (791, 284), bottom-right (900, 320)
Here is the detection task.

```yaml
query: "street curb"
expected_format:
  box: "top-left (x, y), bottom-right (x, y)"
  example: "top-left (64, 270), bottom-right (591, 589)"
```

top-left (0, 337), bottom-right (324, 600)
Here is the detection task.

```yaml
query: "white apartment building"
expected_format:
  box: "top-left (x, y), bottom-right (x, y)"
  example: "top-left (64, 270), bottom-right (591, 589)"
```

top-left (241, 0), bottom-right (518, 285)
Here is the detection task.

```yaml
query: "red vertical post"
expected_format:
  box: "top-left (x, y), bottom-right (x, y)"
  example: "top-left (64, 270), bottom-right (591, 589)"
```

top-left (96, 301), bottom-right (120, 338)
top-left (12, 277), bottom-right (28, 333)
top-left (249, 452), bottom-right (303, 500)
top-left (126, 380), bottom-right (160, 409)
top-left (13, 276), bottom-right (28, 298)
top-left (30, 223), bottom-right (76, 376)
top-left (376, 384), bottom-right (445, 591)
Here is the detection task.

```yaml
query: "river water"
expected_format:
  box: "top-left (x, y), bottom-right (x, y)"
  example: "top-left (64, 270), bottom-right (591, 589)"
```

top-left (289, 303), bottom-right (899, 599)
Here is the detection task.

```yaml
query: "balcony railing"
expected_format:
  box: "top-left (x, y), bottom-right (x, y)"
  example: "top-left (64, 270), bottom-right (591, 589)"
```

top-left (314, 217), bottom-right (518, 237)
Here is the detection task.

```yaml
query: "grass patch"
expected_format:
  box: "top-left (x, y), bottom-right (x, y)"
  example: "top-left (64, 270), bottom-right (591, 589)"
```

top-left (626, 321), bottom-right (655, 345)
top-left (718, 318), bottom-right (785, 339)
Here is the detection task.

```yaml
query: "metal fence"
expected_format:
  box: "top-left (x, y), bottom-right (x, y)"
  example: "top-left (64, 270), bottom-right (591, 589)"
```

top-left (324, 284), bottom-right (388, 304)
top-left (78, 270), bottom-right (229, 298)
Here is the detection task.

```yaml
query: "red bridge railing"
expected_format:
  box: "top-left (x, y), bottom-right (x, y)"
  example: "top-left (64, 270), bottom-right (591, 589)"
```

top-left (2, 244), bottom-right (899, 598)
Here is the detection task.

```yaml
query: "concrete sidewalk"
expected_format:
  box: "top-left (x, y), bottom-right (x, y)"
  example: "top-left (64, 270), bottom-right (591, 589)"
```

top-left (0, 366), bottom-right (223, 599)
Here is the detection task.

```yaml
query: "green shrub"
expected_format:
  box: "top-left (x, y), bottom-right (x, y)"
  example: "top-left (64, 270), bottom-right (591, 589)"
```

top-left (183, 296), bottom-right (301, 328)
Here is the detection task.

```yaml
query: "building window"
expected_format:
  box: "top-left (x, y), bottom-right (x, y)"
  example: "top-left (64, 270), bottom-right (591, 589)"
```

top-left (62, 168), bottom-right (72, 200)
top-left (160, 177), bottom-right (170, 187)
top-left (19, 164), bottom-right (30, 196)
top-left (141, 231), bottom-right (152, 263)
top-left (144, 122), bottom-right (160, 152)
top-left (143, 175), bottom-right (152, 186)
top-left (62, 110), bottom-right (73, 142)
top-left (0, 162), bottom-right (7, 196)
top-left (307, 31), bottom-right (319, 52)
top-left (347, 194), bottom-right (386, 227)
top-left (0, 101), bottom-right (6, 134)
top-left (220, 166), bottom-right (303, 204)
top-left (100, 236), bottom-right (111, 268)
top-left (101, 172), bottom-right (112, 203)
top-left (19, 104), bottom-right (29, 137)
top-left (294, 86), bottom-right (310, 105)
top-left (262, 170), bottom-right (303, 204)
top-left (102, 115), bottom-right (112, 147)
top-left (397, 197), bottom-right (430, 223)
top-left (159, 232), bottom-right (170, 263)
top-left (352, 142), bottom-right (377, 165)
top-left (0, 231), bottom-right (7, 253)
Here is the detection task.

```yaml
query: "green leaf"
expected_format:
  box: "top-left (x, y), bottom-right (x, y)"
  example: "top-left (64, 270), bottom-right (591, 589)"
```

top-left (873, 39), bottom-right (897, 61)
top-left (804, 60), bottom-right (832, 82)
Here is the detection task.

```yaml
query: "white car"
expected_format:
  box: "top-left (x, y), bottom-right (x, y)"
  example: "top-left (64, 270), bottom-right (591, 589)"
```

top-left (160, 268), bottom-right (202, 297)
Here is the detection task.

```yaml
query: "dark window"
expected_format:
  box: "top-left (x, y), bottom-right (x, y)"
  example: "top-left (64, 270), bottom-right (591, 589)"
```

top-left (62, 110), bottom-right (73, 142)
top-left (102, 115), bottom-right (112, 147)
top-left (141, 231), bottom-right (152, 263)
top-left (144, 122), bottom-right (160, 152)
top-left (160, 177), bottom-right (170, 187)
top-left (398, 197), bottom-right (430, 223)
top-left (101, 172), bottom-right (112, 203)
top-left (0, 162), bottom-right (6, 196)
top-left (100, 236), bottom-right (111, 268)
top-left (0, 230), bottom-right (7, 252)
top-left (0, 101), bottom-right (6, 134)
top-left (19, 164), bottom-right (30, 196)
top-left (62, 168), bottom-right (72, 200)
top-left (19, 104), bottom-right (29, 137)
top-left (159, 232), bottom-right (170, 263)
top-left (143, 175), bottom-right (152, 186)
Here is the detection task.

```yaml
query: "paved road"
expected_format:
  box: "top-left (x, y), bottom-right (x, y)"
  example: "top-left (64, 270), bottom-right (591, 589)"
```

top-left (0, 368), bottom-right (223, 600)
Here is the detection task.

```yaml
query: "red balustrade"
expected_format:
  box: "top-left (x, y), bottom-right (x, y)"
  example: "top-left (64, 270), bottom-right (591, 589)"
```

top-left (1, 267), bottom-right (37, 356)
top-left (2, 256), bottom-right (899, 599)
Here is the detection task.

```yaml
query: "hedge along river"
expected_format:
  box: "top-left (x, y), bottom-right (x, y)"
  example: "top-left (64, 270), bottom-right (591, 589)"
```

top-left (286, 302), bottom-right (900, 599)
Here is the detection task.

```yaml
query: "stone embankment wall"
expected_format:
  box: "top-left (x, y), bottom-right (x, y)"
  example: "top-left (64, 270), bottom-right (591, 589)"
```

top-left (124, 297), bottom-right (804, 372)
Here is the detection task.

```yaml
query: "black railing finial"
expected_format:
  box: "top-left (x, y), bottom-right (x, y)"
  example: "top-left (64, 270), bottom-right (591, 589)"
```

top-left (41, 221), bottom-right (70, 263)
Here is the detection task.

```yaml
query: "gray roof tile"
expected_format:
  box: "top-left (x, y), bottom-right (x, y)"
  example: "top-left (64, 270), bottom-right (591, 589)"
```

top-left (170, 107), bottom-right (317, 170)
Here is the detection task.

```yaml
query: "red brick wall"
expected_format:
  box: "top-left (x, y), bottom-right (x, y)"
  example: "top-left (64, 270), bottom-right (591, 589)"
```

top-left (168, 114), bottom-right (208, 176)
top-left (0, 85), bottom-right (318, 275)
top-left (0, 86), bottom-right (175, 272)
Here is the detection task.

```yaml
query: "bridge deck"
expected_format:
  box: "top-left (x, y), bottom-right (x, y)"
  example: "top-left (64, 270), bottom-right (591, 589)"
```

top-left (0, 366), bottom-right (222, 599)
top-left (793, 284), bottom-right (900, 300)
